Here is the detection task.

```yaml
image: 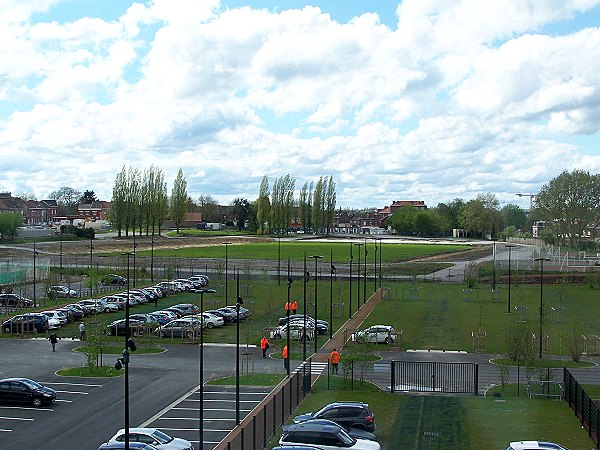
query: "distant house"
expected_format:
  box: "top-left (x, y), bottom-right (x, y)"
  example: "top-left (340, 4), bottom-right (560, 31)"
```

top-left (0, 192), bottom-right (26, 224)
top-left (78, 201), bottom-right (110, 220)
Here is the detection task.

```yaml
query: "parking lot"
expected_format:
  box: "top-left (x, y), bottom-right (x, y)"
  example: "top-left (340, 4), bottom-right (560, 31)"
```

top-left (0, 338), bottom-right (287, 449)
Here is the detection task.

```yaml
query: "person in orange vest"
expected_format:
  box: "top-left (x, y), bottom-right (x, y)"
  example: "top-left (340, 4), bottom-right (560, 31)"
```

top-left (282, 344), bottom-right (289, 372)
top-left (260, 336), bottom-right (270, 358)
top-left (329, 348), bottom-right (340, 374)
top-left (290, 299), bottom-right (297, 315)
top-left (284, 300), bottom-right (290, 312)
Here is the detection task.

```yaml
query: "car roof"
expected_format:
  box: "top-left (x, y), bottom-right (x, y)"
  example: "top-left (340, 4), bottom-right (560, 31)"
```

top-left (508, 442), bottom-right (567, 449)
top-left (285, 419), bottom-right (343, 433)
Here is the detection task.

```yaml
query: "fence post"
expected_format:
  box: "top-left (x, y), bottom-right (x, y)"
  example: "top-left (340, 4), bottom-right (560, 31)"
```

top-left (390, 361), bottom-right (395, 393)
top-left (474, 363), bottom-right (479, 396)
top-left (263, 405), bottom-right (267, 448)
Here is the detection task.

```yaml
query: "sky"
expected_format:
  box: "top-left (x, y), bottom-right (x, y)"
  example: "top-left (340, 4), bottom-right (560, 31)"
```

top-left (1, 0), bottom-right (600, 210)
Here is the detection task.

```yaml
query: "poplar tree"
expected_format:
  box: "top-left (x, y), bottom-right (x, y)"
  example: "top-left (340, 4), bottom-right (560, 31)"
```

top-left (170, 168), bottom-right (188, 233)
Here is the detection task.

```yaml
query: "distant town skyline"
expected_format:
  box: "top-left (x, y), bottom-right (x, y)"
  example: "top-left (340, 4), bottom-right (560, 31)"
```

top-left (1, 1), bottom-right (599, 209)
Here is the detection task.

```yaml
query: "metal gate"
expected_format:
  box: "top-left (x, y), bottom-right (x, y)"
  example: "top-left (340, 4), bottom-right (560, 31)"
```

top-left (391, 361), bottom-right (478, 395)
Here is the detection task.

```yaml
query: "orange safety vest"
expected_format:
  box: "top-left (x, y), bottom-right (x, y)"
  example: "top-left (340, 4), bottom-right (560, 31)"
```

top-left (329, 350), bottom-right (340, 364)
top-left (260, 338), bottom-right (269, 349)
top-left (282, 345), bottom-right (288, 359)
top-left (285, 302), bottom-right (290, 310)
top-left (291, 300), bottom-right (297, 310)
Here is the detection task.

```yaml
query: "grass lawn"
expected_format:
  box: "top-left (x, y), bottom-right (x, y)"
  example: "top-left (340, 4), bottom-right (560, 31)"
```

top-left (134, 241), bottom-right (473, 262)
top-left (264, 383), bottom-right (594, 450)
top-left (56, 366), bottom-right (122, 377)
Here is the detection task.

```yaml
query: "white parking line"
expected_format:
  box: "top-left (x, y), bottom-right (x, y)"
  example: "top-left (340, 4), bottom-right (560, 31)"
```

top-left (0, 406), bottom-right (53, 411)
top-left (0, 428), bottom-right (12, 432)
top-left (0, 417), bottom-right (34, 421)
top-left (53, 390), bottom-right (88, 395)
top-left (172, 407), bottom-right (252, 412)
top-left (54, 400), bottom-right (72, 403)
top-left (139, 384), bottom-right (200, 428)
top-left (42, 382), bottom-right (102, 387)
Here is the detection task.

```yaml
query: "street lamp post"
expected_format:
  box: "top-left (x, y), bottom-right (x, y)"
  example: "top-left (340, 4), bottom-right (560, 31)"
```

top-left (354, 243), bottom-right (364, 311)
top-left (329, 249), bottom-right (336, 340)
top-left (132, 233), bottom-right (137, 288)
top-left (120, 252), bottom-right (134, 449)
top-left (150, 235), bottom-right (155, 283)
top-left (379, 238), bottom-right (383, 289)
top-left (277, 235), bottom-right (281, 286)
top-left (303, 253), bottom-right (308, 361)
top-left (32, 242), bottom-right (39, 309)
top-left (89, 237), bottom-right (94, 269)
top-left (506, 244), bottom-right (516, 314)
top-left (223, 242), bottom-right (232, 306)
top-left (286, 258), bottom-right (292, 377)
top-left (309, 255), bottom-right (323, 355)
top-left (363, 240), bottom-right (367, 303)
top-left (534, 257), bottom-right (550, 358)
top-left (374, 239), bottom-right (377, 293)
top-left (492, 239), bottom-right (497, 291)
top-left (59, 233), bottom-right (63, 281)
top-left (197, 288), bottom-right (215, 449)
top-left (349, 244), bottom-right (353, 319)
top-left (235, 272), bottom-right (243, 424)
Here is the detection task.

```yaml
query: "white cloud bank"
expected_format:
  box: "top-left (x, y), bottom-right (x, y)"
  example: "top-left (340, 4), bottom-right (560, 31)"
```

top-left (0, 0), bottom-right (599, 208)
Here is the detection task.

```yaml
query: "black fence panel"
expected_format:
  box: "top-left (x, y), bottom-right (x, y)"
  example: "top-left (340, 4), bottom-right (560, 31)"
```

top-left (391, 361), bottom-right (478, 395)
top-left (564, 368), bottom-right (600, 449)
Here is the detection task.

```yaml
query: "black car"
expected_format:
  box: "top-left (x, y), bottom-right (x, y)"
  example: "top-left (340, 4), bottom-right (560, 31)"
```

top-left (101, 274), bottom-right (127, 286)
top-left (106, 319), bottom-right (145, 336)
top-left (0, 293), bottom-right (33, 308)
top-left (279, 315), bottom-right (329, 335)
top-left (0, 378), bottom-right (56, 407)
top-left (293, 402), bottom-right (376, 432)
top-left (280, 420), bottom-right (379, 449)
top-left (206, 309), bottom-right (235, 323)
top-left (2, 313), bottom-right (49, 333)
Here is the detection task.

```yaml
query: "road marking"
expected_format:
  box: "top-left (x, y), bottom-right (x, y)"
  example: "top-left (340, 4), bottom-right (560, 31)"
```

top-left (54, 399), bottom-right (72, 403)
top-left (0, 429), bottom-right (12, 432)
top-left (139, 384), bottom-right (200, 428)
top-left (43, 382), bottom-right (102, 387)
top-left (0, 417), bottom-right (34, 421)
top-left (53, 390), bottom-right (88, 395)
top-left (0, 406), bottom-right (53, 411)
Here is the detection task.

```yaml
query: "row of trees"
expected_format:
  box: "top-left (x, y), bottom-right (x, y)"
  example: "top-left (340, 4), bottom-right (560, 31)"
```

top-left (256, 174), bottom-right (336, 235)
top-left (0, 211), bottom-right (22, 240)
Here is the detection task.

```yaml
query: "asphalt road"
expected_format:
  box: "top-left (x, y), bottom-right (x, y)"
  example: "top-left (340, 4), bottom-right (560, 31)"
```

top-left (0, 339), bottom-right (286, 450)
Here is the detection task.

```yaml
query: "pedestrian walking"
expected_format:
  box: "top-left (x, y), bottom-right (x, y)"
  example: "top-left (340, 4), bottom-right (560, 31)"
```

top-left (260, 336), bottom-right (270, 358)
top-left (291, 299), bottom-right (297, 315)
top-left (79, 322), bottom-right (86, 341)
top-left (50, 333), bottom-right (58, 352)
top-left (282, 344), bottom-right (289, 372)
top-left (329, 348), bottom-right (340, 374)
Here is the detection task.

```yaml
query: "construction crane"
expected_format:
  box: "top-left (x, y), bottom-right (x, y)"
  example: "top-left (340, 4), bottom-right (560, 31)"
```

top-left (516, 193), bottom-right (536, 211)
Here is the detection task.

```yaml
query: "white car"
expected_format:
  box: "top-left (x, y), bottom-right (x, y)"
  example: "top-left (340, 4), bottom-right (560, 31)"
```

top-left (198, 312), bottom-right (224, 328)
top-left (108, 427), bottom-right (193, 450)
top-left (77, 299), bottom-right (106, 314)
top-left (271, 323), bottom-right (315, 341)
top-left (352, 325), bottom-right (396, 344)
top-left (47, 317), bottom-right (62, 330)
top-left (506, 442), bottom-right (567, 450)
top-left (280, 420), bottom-right (380, 449)
top-left (47, 285), bottom-right (77, 298)
top-left (41, 310), bottom-right (68, 326)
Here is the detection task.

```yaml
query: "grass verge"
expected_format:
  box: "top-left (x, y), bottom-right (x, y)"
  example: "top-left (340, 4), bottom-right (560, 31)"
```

top-left (57, 366), bottom-right (122, 377)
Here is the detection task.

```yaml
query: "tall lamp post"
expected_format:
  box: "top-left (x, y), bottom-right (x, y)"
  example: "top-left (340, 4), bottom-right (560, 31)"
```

top-left (506, 244), bottom-right (516, 314)
top-left (286, 258), bottom-right (292, 377)
top-left (223, 242), bottom-right (232, 306)
top-left (59, 233), bottom-right (63, 281)
top-left (373, 239), bottom-right (377, 293)
top-left (150, 235), bottom-right (155, 283)
top-left (309, 255), bottom-right (323, 355)
top-left (132, 233), bottom-right (137, 288)
top-left (32, 242), bottom-right (39, 309)
top-left (349, 244), bottom-right (353, 319)
top-left (89, 237), bottom-right (94, 269)
top-left (303, 253), bottom-right (308, 361)
top-left (197, 288), bottom-right (215, 449)
top-left (277, 235), bottom-right (281, 286)
top-left (329, 249), bottom-right (336, 340)
top-left (363, 240), bottom-right (367, 303)
top-left (235, 272), bottom-right (243, 424)
top-left (491, 239), bottom-right (497, 291)
top-left (534, 257), bottom-right (550, 358)
top-left (378, 238), bottom-right (383, 289)
top-left (354, 243), bottom-right (364, 311)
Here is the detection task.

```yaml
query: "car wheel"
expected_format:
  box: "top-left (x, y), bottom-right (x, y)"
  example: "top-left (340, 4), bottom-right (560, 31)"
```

top-left (206, 322), bottom-right (214, 329)
top-left (186, 330), bottom-right (194, 339)
top-left (132, 329), bottom-right (140, 337)
top-left (384, 337), bottom-right (390, 344)
top-left (159, 330), bottom-right (166, 338)
top-left (3, 327), bottom-right (10, 333)
top-left (32, 397), bottom-right (42, 407)
top-left (104, 308), bottom-right (111, 313)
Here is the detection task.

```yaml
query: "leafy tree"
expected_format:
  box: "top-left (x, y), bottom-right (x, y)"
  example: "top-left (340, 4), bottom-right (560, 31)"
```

top-left (0, 211), bottom-right (23, 240)
top-left (109, 167), bottom-right (127, 237)
top-left (435, 198), bottom-right (465, 230)
top-left (325, 175), bottom-right (336, 231)
top-left (15, 192), bottom-right (37, 201)
top-left (535, 169), bottom-right (600, 248)
top-left (170, 168), bottom-right (188, 233)
top-left (299, 181), bottom-right (312, 232)
top-left (256, 176), bottom-right (271, 235)
top-left (48, 186), bottom-right (82, 214)
top-left (80, 190), bottom-right (98, 204)
top-left (312, 177), bottom-right (324, 233)
top-left (458, 193), bottom-right (501, 238)
top-left (388, 205), bottom-right (418, 235)
top-left (231, 198), bottom-right (250, 231)
top-left (198, 194), bottom-right (221, 223)
top-left (502, 203), bottom-right (527, 230)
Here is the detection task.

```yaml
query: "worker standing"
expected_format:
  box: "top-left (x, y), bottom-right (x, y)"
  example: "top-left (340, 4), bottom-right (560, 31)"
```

top-left (291, 299), bottom-right (298, 315)
top-left (284, 300), bottom-right (290, 313)
top-left (260, 336), bottom-right (270, 358)
top-left (282, 344), bottom-right (289, 372)
top-left (329, 348), bottom-right (340, 374)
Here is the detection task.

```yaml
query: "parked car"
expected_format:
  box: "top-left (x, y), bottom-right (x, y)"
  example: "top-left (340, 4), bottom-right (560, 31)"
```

top-left (106, 319), bottom-right (145, 336)
top-left (155, 282), bottom-right (177, 295)
top-left (147, 313), bottom-right (171, 326)
top-left (205, 309), bottom-right (234, 323)
top-left (172, 304), bottom-right (200, 315)
top-left (173, 279), bottom-right (194, 291)
top-left (67, 303), bottom-right (90, 317)
top-left (77, 299), bottom-right (107, 314)
top-left (293, 402), bottom-right (375, 432)
top-left (279, 315), bottom-right (328, 334)
top-left (271, 323), bottom-right (315, 341)
top-left (40, 310), bottom-right (68, 326)
top-left (0, 293), bottom-right (33, 308)
top-left (129, 314), bottom-right (159, 325)
top-left (220, 305), bottom-right (251, 319)
top-left (107, 427), bottom-right (194, 450)
top-left (54, 307), bottom-right (74, 322)
top-left (155, 318), bottom-right (202, 339)
top-left (98, 443), bottom-right (158, 450)
top-left (506, 442), bottom-right (568, 450)
top-left (101, 274), bottom-right (127, 286)
top-left (130, 289), bottom-right (156, 301)
top-left (165, 307), bottom-right (187, 318)
top-left (47, 285), bottom-right (77, 298)
top-left (351, 325), bottom-right (396, 344)
top-left (0, 378), bottom-right (56, 407)
top-left (2, 313), bottom-right (49, 333)
top-left (197, 312), bottom-right (224, 328)
top-left (280, 420), bottom-right (380, 449)
top-left (215, 307), bottom-right (243, 321)
top-left (188, 275), bottom-right (209, 286)
top-left (273, 446), bottom-right (325, 450)
top-left (102, 295), bottom-right (126, 310)
top-left (59, 304), bottom-right (84, 320)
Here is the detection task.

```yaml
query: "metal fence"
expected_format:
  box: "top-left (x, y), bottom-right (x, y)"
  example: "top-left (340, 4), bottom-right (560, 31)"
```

top-left (214, 359), bottom-right (313, 450)
top-left (391, 361), bottom-right (479, 395)
top-left (564, 368), bottom-right (600, 449)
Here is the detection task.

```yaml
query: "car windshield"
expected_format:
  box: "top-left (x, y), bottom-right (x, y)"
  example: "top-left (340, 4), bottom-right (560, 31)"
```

top-left (20, 379), bottom-right (42, 390)
top-left (151, 430), bottom-right (173, 443)
top-left (336, 429), bottom-right (355, 445)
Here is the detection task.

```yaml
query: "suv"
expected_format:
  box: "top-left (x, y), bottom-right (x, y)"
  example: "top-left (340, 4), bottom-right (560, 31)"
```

top-left (101, 274), bottom-right (127, 286)
top-left (47, 285), bottom-right (77, 298)
top-left (280, 420), bottom-right (380, 450)
top-left (0, 293), bottom-right (33, 308)
top-left (2, 313), bottom-right (49, 333)
top-left (293, 402), bottom-right (375, 432)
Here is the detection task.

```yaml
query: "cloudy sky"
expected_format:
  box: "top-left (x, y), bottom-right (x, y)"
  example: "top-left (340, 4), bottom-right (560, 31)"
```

top-left (1, 0), bottom-right (600, 209)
